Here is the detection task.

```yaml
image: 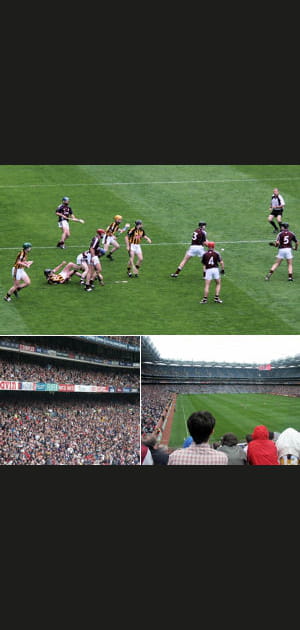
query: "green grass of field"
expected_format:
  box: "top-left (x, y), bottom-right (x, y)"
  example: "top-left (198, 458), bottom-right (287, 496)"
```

top-left (0, 164), bottom-right (299, 334)
top-left (169, 393), bottom-right (300, 448)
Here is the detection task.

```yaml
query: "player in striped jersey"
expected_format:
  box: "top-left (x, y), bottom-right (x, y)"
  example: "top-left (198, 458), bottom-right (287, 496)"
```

top-left (125, 220), bottom-right (152, 277)
top-left (103, 215), bottom-right (130, 260)
top-left (44, 260), bottom-right (83, 284)
top-left (4, 243), bottom-right (33, 302)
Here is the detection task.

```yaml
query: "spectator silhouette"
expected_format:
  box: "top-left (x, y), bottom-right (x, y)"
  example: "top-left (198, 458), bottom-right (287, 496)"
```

top-left (142, 433), bottom-right (169, 465)
top-left (217, 432), bottom-right (248, 465)
top-left (276, 427), bottom-right (300, 465)
top-left (247, 425), bottom-right (279, 465)
top-left (168, 411), bottom-right (228, 465)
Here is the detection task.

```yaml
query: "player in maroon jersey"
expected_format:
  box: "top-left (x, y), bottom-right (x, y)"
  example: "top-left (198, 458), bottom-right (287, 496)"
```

top-left (265, 222), bottom-right (298, 281)
top-left (55, 196), bottom-right (85, 249)
top-left (200, 241), bottom-right (225, 304)
top-left (170, 221), bottom-right (208, 277)
top-left (84, 229), bottom-right (106, 292)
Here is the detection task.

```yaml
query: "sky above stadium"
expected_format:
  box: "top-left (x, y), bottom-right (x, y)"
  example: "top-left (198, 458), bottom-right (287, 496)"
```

top-left (147, 336), bottom-right (300, 364)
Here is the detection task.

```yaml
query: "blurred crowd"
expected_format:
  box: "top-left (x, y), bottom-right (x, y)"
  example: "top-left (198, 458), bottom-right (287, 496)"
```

top-left (0, 357), bottom-right (140, 388)
top-left (0, 399), bottom-right (140, 465)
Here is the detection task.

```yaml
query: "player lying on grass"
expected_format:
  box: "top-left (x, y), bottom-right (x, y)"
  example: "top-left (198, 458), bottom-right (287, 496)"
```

top-left (44, 261), bottom-right (83, 284)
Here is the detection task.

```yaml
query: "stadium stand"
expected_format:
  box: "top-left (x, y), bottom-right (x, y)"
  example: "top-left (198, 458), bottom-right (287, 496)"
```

top-left (0, 336), bottom-right (140, 465)
top-left (141, 336), bottom-right (300, 464)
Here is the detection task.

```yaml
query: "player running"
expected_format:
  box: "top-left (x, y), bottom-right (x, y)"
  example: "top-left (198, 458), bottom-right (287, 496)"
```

top-left (170, 221), bottom-right (208, 277)
top-left (55, 196), bottom-right (85, 249)
top-left (102, 215), bottom-right (130, 260)
top-left (265, 222), bottom-right (298, 281)
top-left (4, 243), bottom-right (33, 302)
top-left (44, 261), bottom-right (83, 284)
top-left (200, 241), bottom-right (225, 304)
top-left (125, 220), bottom-right (152, 277)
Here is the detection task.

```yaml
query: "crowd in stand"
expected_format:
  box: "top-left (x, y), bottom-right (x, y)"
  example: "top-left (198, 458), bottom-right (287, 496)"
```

top-left (0, 357), bottom-right (140, 388)
top-left (0, 399), bottom-right (140, 465)
top-left (141, 385), bottom-right (300, 465)
top-left (141, 384), bottom-right (172, 435)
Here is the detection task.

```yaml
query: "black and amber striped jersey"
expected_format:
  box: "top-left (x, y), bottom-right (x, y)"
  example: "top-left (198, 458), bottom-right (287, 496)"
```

top-left (127, 226), bottom-right (145, 244)
top-left (104, 221), bottom-right (120, 240)
top-left (47, 273), bottom-right (65, 284)
top-left (13, 249), bottom-right (28, 269)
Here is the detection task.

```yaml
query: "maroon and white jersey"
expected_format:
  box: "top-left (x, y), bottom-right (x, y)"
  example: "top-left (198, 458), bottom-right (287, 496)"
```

top-left (277, 229), bottom-right (297, 249)
top-left (191, 227), bottom-right (207, 246)
top-left (202, 249), bottom-right (222, 269)
top-left (56, 203), bottom-right (73, 221)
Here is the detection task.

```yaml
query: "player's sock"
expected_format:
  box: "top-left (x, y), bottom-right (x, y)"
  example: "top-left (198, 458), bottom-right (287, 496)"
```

top-left (269, 220), bottom-right (277, 230)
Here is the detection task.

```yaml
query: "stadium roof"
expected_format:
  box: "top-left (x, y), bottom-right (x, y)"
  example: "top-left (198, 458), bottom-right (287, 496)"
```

top-left (142, 336), bottom-right (300, 368)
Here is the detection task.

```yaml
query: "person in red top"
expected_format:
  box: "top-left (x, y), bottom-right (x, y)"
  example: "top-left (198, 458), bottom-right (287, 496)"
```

top-left (265, 222), bottom-right (298, 282)
top-left (247, 425), bottom-right (279, 465)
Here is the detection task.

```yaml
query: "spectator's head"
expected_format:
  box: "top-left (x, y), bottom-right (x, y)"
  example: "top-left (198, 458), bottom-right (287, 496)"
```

top-left (142, 434), bottom-right (157, 448)
top-left (187, 411), bottom-right (216, 444)
top-left (252, 425), bottom-right (270, 440)
top-left (221, 432), bottom-right (238, 447)
top-left (245, 433), bottom-right (253, 443)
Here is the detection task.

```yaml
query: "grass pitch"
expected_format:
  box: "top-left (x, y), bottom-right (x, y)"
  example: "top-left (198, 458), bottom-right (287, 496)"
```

top-left (169, 393), bottom-right (300, 449)
top-left (0, 164), bottom-right (300, 334)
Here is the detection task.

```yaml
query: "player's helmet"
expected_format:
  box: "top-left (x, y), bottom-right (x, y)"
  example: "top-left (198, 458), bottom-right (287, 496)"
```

top-left (114, 215), bottom-right (122, 221)
top-left (44, 269), bottom-right (52, 278)
top-left (199, 221), bottom-right (206, 227)
top-left (97, 228), bottom-right (106, 236)
top-left (135, 220), bottom-right (142, 226)
top-left (281, 222), bottom-right (289, 228)
top-left (23, 242), bottom-right (32, 250)
top-left (62, 197), bottom-right (70, 203)
top-left (207, 241), bottom-right (215, 248)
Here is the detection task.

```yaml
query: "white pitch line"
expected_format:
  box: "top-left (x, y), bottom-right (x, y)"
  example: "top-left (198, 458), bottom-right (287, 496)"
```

top-left (0, 176), bottom-right (300, 189)
top-left (0, 240), bottom-right (276, 251)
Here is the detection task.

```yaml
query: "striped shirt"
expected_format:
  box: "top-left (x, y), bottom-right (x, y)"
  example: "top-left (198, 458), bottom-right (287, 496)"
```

top-left (48, 273), bottom-right (65, 284)
top-left (127, 227), bottom-right (145, 244)
top-left (13, 249), bottom-right (28, 270)
top-left (168, 442), bottom-right (228, 465)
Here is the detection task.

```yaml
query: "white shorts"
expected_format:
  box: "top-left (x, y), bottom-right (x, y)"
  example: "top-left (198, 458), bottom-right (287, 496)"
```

top-left (205, 268), bottom-right (220, 281)
top-left (12, 268), bottom-right (28, 281)
top-left (130, 244), bottom-right (142, 255)
top-left (91, 255), bottom-right (100, 267)
top-left (77, 253), bottom-right (90, 265)
top-left (58, 219), bottom-right (69, 231)
top-left (277, 248), bottom-right (293, 260)
top-left (187, 245), bottom-right (205, 257)
top-left (105, 236), bottom-right (117, 247)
